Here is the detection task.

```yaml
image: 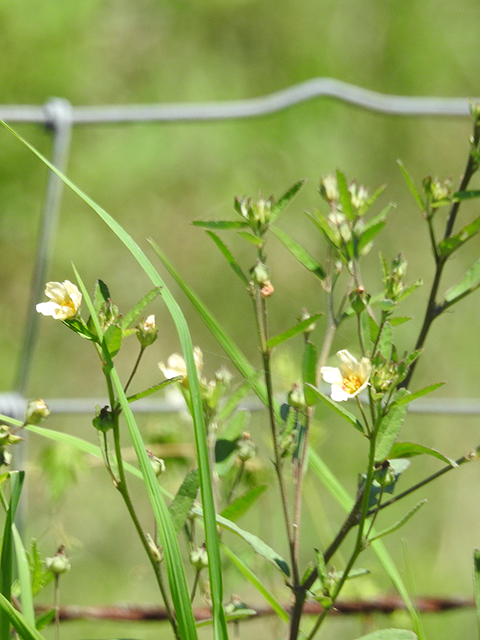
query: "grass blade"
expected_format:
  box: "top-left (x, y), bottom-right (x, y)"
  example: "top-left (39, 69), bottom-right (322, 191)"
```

top-left (0, 593), bottom-right (46, 640)
top-left (12, 525), bottom-right (35, 627)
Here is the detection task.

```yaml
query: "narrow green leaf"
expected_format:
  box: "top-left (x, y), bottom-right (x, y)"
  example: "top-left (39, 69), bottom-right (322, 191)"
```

top-left (368, 500), bottom-right (427, 543)
top-left (336, 169), bottom-right (355, 220)
top-left (453, 189), bottom-right (480, 201)
top-left (354, 629), bottom-right (417, 640)
top-left (121, 287), bottom-right (161, 330)
top-left (302, 342), bottom-right (318, 406)
top-left (271, 227), bottom-right (326, 279)
top-left (214, 513), bottom-right (290, 577)
top-left (391, 382), bottom-right (445, 408)
top-left (397, 160), bottom-right (424, 211)
top-left (270, 179), bottom-right (305, 222)
top-left (0, 593), bottom-right (46, 640)
top-left (397, 279), bottom-right (422, 303)
top-left (34, 609), bottom-right (55, 631)
top-left (359, 184), bottom-right (388, 214)
top-left (359, 311), bottom-right (372, 353)
top-left (1, 471), bottom-right (25, 639)
top-left (358, 221), bottom-right (386, 253)
top-left (62, 318), bottom-right (98, 341)
top-left (12, 526), bottom-right (35, 627)
top-left (206, 231), bottom-right (249, 286)
top-left (237, 230), bottom-right (263, 247)
top-left (314, 549), bottom-right (328, 591)
top-left (267, 313), bottom-right (322, 349)
top-left (438, 215), bottom-right (480, 258)
top-left (94, 279), bottom-right (111, 313)
top-left (306, 384), bottom-right (365, 434)
top-left (389, 442), bottom-right (457, 467)
top-left (73, 266), bottom-right (201, 639)
top-left (126, 377), bottom-right (182, 403)
top-left (389, 316), bottom-right (412, 327)
top-left (221, 545), bottom-right (289, 622)
top-left (217, 375), bottom-right (260, 423)
top-left (192, 219), bottom-right (248, 229)
top-left (220, 410), bottom-right (250, 442)
top-left (474, 549), bottom-right (480, 636)
top-left (169, 469), bottom-right (199, 535)
top-left (306, 210), bottom-right (340, 250)
top-left (220, 485), bottom-right (267, 522)
top-left (444, 256), bottom-right (480, 304)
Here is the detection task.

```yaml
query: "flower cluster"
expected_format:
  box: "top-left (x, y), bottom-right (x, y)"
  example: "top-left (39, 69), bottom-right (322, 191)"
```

top-left (321, 350), bottom-right (371, 402)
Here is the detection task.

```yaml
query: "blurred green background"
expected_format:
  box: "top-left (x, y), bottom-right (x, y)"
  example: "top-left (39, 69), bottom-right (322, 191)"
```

top-left (2, 0), bottom-right (480, 638)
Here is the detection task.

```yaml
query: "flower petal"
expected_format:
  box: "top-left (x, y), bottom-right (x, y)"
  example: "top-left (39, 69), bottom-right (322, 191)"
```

top-left (320, 366), bottom-right (343, 384)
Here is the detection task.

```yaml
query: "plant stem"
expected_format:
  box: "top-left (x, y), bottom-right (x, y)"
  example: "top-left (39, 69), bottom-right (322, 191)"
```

top-left (54, 575), bottom-right (60, 640)
top-left (124, 346), bottom-right (145, 394)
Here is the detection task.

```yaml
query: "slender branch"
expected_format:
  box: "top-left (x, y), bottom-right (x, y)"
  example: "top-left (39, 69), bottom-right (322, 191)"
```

top-left (124, 346), bottom-right (145, 394)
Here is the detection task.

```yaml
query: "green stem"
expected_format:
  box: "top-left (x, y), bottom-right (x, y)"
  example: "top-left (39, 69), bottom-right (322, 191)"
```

top-left (54, 575), bottom-right (60, 640)
top-left (124, 346), bottom-right (145, 394)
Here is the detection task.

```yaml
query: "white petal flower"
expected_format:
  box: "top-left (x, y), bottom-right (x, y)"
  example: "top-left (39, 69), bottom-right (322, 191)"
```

top-left (321, 349), bottom-right (371, 402)
top-left (36, 280), bottom-right (82, 320)
top-left (159, 347), bottom-right (203, 383)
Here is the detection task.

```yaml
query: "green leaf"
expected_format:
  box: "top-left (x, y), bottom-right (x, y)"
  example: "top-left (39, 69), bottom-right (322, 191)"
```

top-left (396, 279), bottom-right (422, 303)
top-left (377, 322), bottom-right (393, 361)
top-left (217, 376), bottom-right (260, 423)
top-left (126, 377), bottom-right (182, 403)
top-left (215, 439), bottom-right (238, 463)
top-left (270, 179), bottom-right (305, 222)
top-left (206, 231), bottom-right (249, 286)
top-left (360, 184), bottom-right (388, 214)
top-left (0, 593), bottom-right (46, 640)
top-left (336, 169), bottom-right (355, 220)
top-left (169, 469), bottom-right (199, 535)
top-left (368, 500), bottom-right (427, 543)
top-left (35, 609), bottom-right (55, 631)
top-left (306, 384), bottom-right (365, 434)
top-left (444, 256), bottom-right (480, 304)
top-left (103, 323), bottom-right (123, 358)
top-left (375, 401), bottom-right (408, 462)
top-left (220, 485), bottom-right (267, 522)
top-left (398, 160), bottom-right (424, 210)
top-left (306, 210), bottom-right (340, 250)
top-left (39, 442), bottom-right (88, 501)
top-left (271, 227), bottom-right (325, 279)
top-left (354, 628), bottom-right (417, 640)
top-left (214, 512), bottom-right (290, 577)
top-left (12, 527), bottom-right (35, 627)
top-left (302, 342), bottom-right (318, 406)
top-left (358, 221), bottom-right (386, 253)
top-left (93, 279), bottom-right (111, 313)
top-left (121, 287), bottom-right (161, 330)
top-left (237, 231), bottom-right (264, 247)
top-left (62, 318), bottom-right (98, 342)
top-left (453, 189), bottom-right (480, 201)
top-left (221, 545), bottom-right (288, 623)
top-left (192, 219), bottom-right (248, 229)
top-left (267, 313), bottom-right (322, 349)
top-left (1, 471), bottom-right (25, 638)
top-left (474, 549), bottom-right (480, 635)
top-left (359, 311), bottom-right (372, 353)
top-left (389, 316), bottom-right (412, 327)
top-left (389, 442), bottom-right (457, 467)
top-left (314, 548), bottom-right (328, 591)
top-left (438, 215), bottom-right (480, 258)
top-left (391, 382), bottom-right (445, 408)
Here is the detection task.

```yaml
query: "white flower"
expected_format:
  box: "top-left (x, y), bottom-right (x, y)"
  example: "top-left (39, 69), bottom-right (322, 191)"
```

top-left (36, 281), bottom-right (82, 320)
top-left (158, 347), bottom-right (203, 384)
top-left (321, 350), bottom-right (371, 402)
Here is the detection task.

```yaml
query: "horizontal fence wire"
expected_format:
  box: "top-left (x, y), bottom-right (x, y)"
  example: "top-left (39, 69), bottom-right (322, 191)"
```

top-left (1, 78), bottom-right (479, 419)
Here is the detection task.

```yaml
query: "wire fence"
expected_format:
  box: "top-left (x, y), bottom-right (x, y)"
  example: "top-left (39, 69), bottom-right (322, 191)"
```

top-left (1, 78), bottom-right (479, 421)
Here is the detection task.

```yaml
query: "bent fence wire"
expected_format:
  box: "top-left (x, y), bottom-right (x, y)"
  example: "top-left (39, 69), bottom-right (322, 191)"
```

top-left (0, 78), bottom-right (478, 421)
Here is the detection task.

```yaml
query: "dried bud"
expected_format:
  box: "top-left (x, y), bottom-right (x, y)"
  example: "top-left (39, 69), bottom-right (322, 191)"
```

top-left (137, 315), bottom-right (158, 348)
top-left (45, 545), bottom-right (71, 575)
top-left (146, 533), bottom-right (164, 562)
top-left (299, 308), bottom-right (316, 337)
top-left (92, 405), bottom-right (115, 433)
top-left (25, 399), bottom-right (50, 426)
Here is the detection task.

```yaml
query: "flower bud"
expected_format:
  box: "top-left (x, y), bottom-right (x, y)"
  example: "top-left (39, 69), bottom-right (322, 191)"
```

top-left (137, 315), bottom-right (158, 348)
top-left (25, 399), bottom-right (50, 426)
top-left (190, 544), bottom-right (209, 570)
top-left (215, 366), bottom-right (233, 387)
top-left (299, 308), bottom-right (316, 337)
top-left (319, 174), bottom-right (339, 203)
top-left (236, 432), bottom-right (256, 462)
top-left (251, 261), bottom-right (270, 286)
top-left (45, 545), bottom-right (71, 575)
top-left (288, 383), bottom-right (306, 410)
top-left (147, 450), bottom-right (166, 477)
top-left (146, 533), bottom-right (164, 562)
top-left (349, 287), bottom-right (369, 315)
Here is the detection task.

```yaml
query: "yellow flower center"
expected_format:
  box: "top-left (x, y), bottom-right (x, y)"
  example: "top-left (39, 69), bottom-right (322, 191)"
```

top-left (342, 374), bottom-right (362, 394)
